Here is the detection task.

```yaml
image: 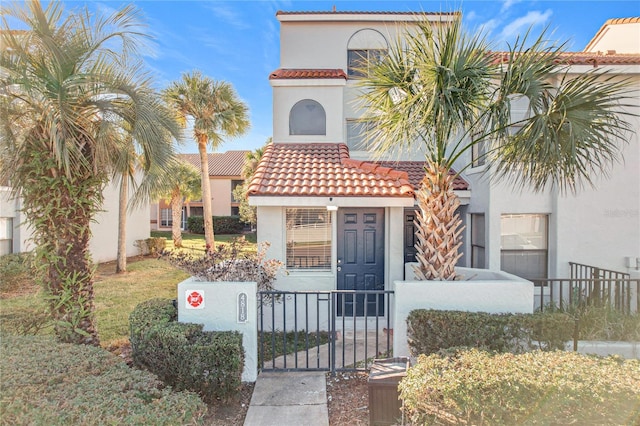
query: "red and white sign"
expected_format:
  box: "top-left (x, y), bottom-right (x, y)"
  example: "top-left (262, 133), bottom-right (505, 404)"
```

top-left (186, 290), bottom-right (205, 309)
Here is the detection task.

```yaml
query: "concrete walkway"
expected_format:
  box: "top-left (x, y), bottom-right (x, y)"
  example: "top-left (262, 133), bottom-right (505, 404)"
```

top-left (243, 371), bottom-right (329, 426)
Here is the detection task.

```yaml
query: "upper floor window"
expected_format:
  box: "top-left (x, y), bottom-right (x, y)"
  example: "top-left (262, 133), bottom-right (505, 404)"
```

top-left (347, 29), bottom-right (388, 78)
top-left (346, 119), bottom-right (376, 151)
top-left (289, 99), bottom-right (326, 135)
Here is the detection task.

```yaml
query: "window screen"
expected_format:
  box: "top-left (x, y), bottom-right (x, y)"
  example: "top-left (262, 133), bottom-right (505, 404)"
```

top-left (286, 208), bottom-right (332, 270)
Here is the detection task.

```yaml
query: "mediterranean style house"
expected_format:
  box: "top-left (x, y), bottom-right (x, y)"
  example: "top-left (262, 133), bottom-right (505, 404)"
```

top-left (1, 180), bottom-right (150, 263)
top-left (247, 9), bottom-right (640, 303)
top-left (150, 150), bottom-right (249, 231)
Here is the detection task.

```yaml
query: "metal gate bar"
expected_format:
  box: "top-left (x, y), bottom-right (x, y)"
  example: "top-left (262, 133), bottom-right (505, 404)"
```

top-left (258, 290), bottom-right (394, 374)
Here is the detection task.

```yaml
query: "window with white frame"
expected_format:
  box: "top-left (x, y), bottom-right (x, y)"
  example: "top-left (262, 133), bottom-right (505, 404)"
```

top-left (500, 214), bottom-right (548, 280)
top-left (346, 119), bottom-right (376, 151)
top-left (0, 217), bottom-right (13, 256)
top-left (471, 134), bottom-right (487, 168)
top-left (160, 208), bottom-right (172, 227)
top-left (347, 49), bottom-right (387, 78)
top-left (289, 99), bottom-right (326, 135)
top-left (471, 214), bottom-right (485, 269)
top-left (286, 208), bottom-right (332, 270)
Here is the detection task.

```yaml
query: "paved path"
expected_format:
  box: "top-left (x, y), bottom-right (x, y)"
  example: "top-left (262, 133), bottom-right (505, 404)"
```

top-left (243, 371), bottom-right (329, 426)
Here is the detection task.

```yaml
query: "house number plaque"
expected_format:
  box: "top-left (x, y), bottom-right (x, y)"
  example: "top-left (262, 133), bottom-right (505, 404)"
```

top-left (237, 292), bottom-right (248, 323)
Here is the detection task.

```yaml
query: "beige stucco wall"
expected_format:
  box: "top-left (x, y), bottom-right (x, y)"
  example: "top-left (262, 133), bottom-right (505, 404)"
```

top-left (585, 21), bottom-right (640, 54)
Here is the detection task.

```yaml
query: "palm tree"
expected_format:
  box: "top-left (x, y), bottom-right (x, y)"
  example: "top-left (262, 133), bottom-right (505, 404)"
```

top-left (164, 72), bottom-right (250, 253)
top-left (0, 1), bottom-right (179, 344)
top-left (359, 15), bottom-right (635, 281)
top-left (152, 159), bottom-right (202, 248)
top-left (234, 138), bottom-right (270, 228)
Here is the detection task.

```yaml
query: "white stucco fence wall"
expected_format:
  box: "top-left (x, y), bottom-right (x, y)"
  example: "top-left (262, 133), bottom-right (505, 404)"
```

top-left (177, 278), bottom-right (258, 382)
top-left (393, 265), bottom-right (534, 357)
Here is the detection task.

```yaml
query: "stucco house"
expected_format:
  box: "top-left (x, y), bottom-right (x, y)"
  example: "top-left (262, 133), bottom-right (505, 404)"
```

top-left (150, 150), bottom-right (249, 231)
top-left (247, 9), bottom-right (640, 309)
top-left (1, 180), bottom-right (150, 263)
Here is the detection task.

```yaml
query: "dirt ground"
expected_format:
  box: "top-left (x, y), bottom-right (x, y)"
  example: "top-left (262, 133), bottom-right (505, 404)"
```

top-left (326, 371), bottom-right (370, 425)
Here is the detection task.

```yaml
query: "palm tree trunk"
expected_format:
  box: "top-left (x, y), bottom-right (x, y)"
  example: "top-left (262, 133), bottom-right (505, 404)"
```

top-left (198, 135), bottom-right (215, 253)
top-left (170, 191), bottom-right (183, 247)
top-left (116, 177), bottom-right (128, 273)
top-left (413, 163), bottom-right (464, 281)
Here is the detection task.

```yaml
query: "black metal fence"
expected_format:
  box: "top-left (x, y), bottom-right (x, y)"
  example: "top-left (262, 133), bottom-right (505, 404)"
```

top-left (533, 278), bottom-right (639, 314)
top-left (258, 290), bottom-right (394, 374)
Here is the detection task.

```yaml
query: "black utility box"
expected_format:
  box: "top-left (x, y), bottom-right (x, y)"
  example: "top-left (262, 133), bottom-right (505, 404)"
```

top-left (368, 357), bottom-right (410, 426)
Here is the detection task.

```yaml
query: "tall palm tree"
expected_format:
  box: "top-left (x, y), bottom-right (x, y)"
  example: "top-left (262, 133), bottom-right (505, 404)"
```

top-left (152, 159), bottom-right (202, 248)
top-left (0, 1), bottom-right (179, 344)
top-left (359, 15), bottom-right (635, 281)
top-left (164, 72), bottom-right (250, 253)
top-left (234, 138), bottom-right (270, 228)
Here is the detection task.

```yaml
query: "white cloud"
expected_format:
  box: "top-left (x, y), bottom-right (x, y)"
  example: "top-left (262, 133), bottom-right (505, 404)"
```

top-left (499, 9), bottom-right (553, 42)
top-left (501, 0), bottom-right (523, 13)
top-left (203, 3), bottom-right (250, 30)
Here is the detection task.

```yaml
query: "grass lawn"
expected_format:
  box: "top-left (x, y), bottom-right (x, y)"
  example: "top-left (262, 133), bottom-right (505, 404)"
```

top-left (1, 231), bottom-right (258, 347)
top-left (151, 231), bottom-right (256, 254)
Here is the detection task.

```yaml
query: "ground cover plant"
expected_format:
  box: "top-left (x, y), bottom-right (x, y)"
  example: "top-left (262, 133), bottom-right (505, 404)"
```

top-left (0, 335), bottom-right (207, 425)
top-left (400, 348), bottom-right (640, 425)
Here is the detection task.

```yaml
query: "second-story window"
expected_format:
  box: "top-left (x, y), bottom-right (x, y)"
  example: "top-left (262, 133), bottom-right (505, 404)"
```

top-left (346, 119), bottom-right (376, 151)
top-left (289, 99), bottom-right (326, 135)
top-left (347, 28), bottom-right (388, 78)
top-left (347, 49), bottom-right (387, 78)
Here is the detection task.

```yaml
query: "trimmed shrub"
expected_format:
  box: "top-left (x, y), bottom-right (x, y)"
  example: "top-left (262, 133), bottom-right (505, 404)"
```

top-left (406, 309), bottom-right (573, 355)
top-left (400, 349), bottom-right (640, 425)
top-left (129, 298), bottom-right (177, 364)
top-left (0, 252), bottom-right (36, 294)
top-left (186, 215), bottom-right (244, 235)
top-left (129, 299), bottom-right (244, 402)
top-left (213, 215), bottom-right (244, 234)
top-left (0, 335), bottom-right (207, 425)
top-left (187, 216), bottom-right (204, 234)
top-left (134, 237), bottom-right (166, 255)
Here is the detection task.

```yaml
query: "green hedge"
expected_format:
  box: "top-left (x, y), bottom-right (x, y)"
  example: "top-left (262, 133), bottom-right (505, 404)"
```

top-left (187, 215), bottom-right (244, 235)
top-left (0, 335), bottom-right (207, 425)
top-left (129, 299), bottom-right (244, 402)
top-left (406, 309), bottom-right (573, 355)
top-left (400, 349), bottom-right (640, 425)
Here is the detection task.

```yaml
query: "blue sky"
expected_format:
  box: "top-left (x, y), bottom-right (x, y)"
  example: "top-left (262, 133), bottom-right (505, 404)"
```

top-left (28, 1), bottom-right (640, 152)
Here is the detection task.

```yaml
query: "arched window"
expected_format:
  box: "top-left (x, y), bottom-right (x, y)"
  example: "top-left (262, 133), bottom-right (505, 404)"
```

top-left (289, 99), bottom-right (326, 135)
top-left (347, 29), bottom-right (388, 78)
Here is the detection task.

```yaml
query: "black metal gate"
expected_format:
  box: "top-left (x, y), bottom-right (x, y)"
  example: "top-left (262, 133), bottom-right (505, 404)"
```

top-left (258, 290), bottom-right (394, 374)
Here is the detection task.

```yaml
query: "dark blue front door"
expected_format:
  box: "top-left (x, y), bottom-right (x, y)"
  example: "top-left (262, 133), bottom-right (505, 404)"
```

top-left (337, 208), bottom-right (385, 316)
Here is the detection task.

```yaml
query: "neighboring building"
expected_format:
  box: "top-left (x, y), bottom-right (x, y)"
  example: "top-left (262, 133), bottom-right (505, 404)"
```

top-left (0, 180), bottom-right (150, 263)
top-left (248, 8), bottom-right (640, 306)
top-left (150, 150), bottom-right (249, 231)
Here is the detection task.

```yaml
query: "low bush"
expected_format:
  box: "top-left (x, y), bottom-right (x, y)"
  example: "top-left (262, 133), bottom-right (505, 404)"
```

top-left (130, 299), bottom-right (244, 402)
top-left (134, 237), bottom-right (166, 255)
top-left (0, 305), bottom-right (51, 336)
top-left (0, 335), bottom-right (207, 425)
top-left (0, 252), bottom-right (36, 294)
top-left (187, 215), bottom-right (244, 235)
top-left (545, 303), bottom-right (640, 342)
top-left (406, 309), bottom-right (573, 355)
top-left (400, 349), bottom-right (640, 425)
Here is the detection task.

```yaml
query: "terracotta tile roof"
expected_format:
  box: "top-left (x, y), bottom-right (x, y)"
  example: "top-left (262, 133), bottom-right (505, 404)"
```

top-left (270, 68), bottom-right (347, 80)
top-left (377, 161), bottom-right (469, 191)
top-left (179, 151), bottom-right (249, 176)
top-left (247, 143), bottom-right (415, 197)
top-left (603, 17), bottom-right (640, 25)
top-left (276, 11), bottom-right (458, 17)
top-left (491, 51), bottom-right (640, 66)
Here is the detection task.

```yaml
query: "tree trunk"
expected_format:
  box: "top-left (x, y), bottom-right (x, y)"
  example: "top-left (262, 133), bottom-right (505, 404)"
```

top-left (198, 135), bottom-right (215, 253)
top-left (413, 162), bottom-right (464, 281)
top-left (116, 176), bottom-right (128, 273)
top-left (170, 190), bottom-right (183, 247)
